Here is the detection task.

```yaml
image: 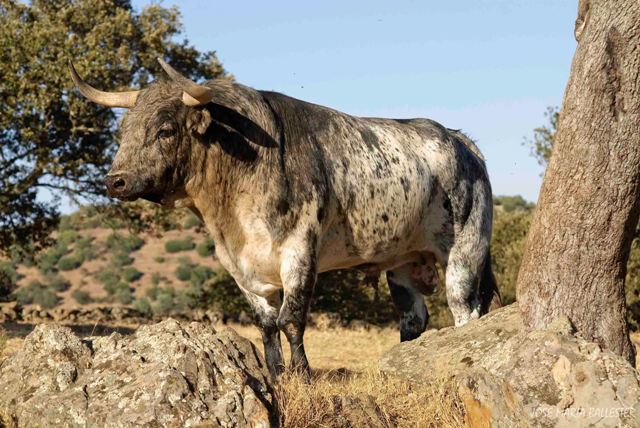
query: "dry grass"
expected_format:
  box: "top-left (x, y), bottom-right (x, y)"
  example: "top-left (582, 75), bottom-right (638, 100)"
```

top-left (221, 323), bottom-right (466, 427)
top-left (276, 368), bottom-right (465, 427)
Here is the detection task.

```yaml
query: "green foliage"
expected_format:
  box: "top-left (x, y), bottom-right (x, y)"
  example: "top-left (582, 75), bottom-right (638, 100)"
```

top-left (175, 260), bottom-right (193, 282)
top-left (151, 286), bottom-right (182, 316)
top-left (625, 238), bottom-right (640, 330)
top-left (146, 283), bottom-right (161, 301)
top-left (0, 261), bottom-right (18, 300)
top-left (13, 280), bottom-right (58, 309)
top-left (72, 289), bottom-right (92, 305)
top-left (183, 213), bottom-right (201, 229)
top-left (151, 272), bottom-right (162, 286)
top-left (134, 297), bottom-right (153, 316)
top-left (112, 251), bottom-right (134, 267)
top-left (115, 287), bottom-right (134, 305)
top-left (106, 233), bottom-right (144, 253)
top-left (313, 270), bottom-right (396, 326)
top-left (0, 0), bottom-right (227, 255)
top-left (491, 206), bottom-right (533, 305)
top-left (36, 243), bottom-right (69, 273)
top-left (165, 237), bottom-right (195, 253)
top-left (196, 238), bottom-right (215, 258)
top-left (122, 267), bottom-right (143, 282)
top-left (44, 274), bottom-right (70, 292)
top-left (494, 195), bottom-right (535, 213)
top-left (57, 230), bottom-right (79, 246)
top-left (57, 253), bottom-right (85, 271)
top-left (95, 269), bottom-right (120, 294)
top-left (185, 270), bottom-right (250, 315)
top-left (524, 106), bottom-right (558, 168)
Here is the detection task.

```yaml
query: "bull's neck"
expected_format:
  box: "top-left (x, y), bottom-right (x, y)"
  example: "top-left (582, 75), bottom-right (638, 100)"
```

top-left (183, 84), bottom-right (281, 236)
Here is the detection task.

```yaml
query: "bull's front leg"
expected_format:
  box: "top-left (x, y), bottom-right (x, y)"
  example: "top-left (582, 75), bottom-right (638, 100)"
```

top-left (239, 287), bottom-right (285, 379)
top-left (277, 241), bottom-right (317, 377)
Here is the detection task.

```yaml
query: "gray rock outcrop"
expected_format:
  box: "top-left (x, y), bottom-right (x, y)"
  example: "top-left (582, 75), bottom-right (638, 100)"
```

top-left (380, 304), bottom-right (640, 427)
top-left (0, 319), bottom-right (275, 427)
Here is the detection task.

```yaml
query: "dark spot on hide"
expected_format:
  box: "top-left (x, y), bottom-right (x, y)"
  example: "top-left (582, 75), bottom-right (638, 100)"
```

top-left (276, 199), bottom-right (290, 215)
top-left (359, 128), bottom-right (380, 151)
top-left (381, 213), bottom-right (389, 222)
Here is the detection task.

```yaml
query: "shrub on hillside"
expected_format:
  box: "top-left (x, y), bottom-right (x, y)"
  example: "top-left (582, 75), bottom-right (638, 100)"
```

top-left (179, 270), bottom-right (249, 315)
top-left (45, 274), bottom-right (70, 292)
top-left (106, 233), bottom-right (144, 253)
top-left (122, 267), bottom-right (143, 282)
top-left (115, 287), bottom-right (134, 305)
top-left (152, 286), bottom-right (184, 316)
top-left (36, 244), bottom-right (69, 273)
top-left (57, 230), bottom-right (79, 245)
top-left (175, 259), bottom-right (194, 282)
top-left (13, 280), bottom-right (58, 309)
top-left (196, 238), bottom-right (215, 258)
top-left (134, 297), bottom-right (152, 316)
top-left (183, 213), bottom-right (201, 229)
top-left (112, 252), bottom-right (134, 267)
top-left (72, 289), bottom-right (92, 305)
top-left (165, 237), bottom-right (195, 253)
top-left (57, 253), bottom-right (84, 271)
top-left (95, 269), bottom-right (121, 294)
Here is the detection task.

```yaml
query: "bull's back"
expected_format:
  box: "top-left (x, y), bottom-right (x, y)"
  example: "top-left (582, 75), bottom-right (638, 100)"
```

top-left (258, 91), bottom-right (488, 271)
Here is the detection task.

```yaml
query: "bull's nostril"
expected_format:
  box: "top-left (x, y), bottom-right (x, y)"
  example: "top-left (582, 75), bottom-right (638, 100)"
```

top-left (113, 178), bottom-right (126, 189)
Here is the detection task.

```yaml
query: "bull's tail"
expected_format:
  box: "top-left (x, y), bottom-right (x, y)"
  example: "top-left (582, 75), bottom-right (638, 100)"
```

top-left (479, 249), bottom-right (502, 314)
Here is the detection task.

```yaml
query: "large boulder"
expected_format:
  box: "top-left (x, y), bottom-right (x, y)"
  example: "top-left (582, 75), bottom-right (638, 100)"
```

top-left (0, 319), bottom-right (275, 427)
top-left (380, 304), bottom-right (640, 427)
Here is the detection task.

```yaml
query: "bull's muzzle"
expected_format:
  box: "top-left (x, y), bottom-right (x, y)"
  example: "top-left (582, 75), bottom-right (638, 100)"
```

top-left (106, 173), bottom-right (135, 200)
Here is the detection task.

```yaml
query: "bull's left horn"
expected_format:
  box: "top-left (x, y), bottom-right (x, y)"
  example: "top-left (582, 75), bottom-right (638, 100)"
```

top-left (157, 58), bottom-right (214, 106)
top-left (68, 62), bottom-right (139, 108)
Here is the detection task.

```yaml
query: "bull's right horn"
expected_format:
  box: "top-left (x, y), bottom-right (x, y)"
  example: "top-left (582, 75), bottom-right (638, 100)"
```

top-left (157, 58), bottom-right (214, 106)
top-left (69, 62), bottom-right (139, 108)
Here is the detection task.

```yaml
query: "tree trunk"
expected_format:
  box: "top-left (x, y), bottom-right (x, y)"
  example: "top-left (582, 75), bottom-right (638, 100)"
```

top-left (516, 0), bottom-right (640, 365)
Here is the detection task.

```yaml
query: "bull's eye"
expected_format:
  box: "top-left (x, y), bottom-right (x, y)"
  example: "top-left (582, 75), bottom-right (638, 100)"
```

top-left (156, 128), bottom-right (175, 141)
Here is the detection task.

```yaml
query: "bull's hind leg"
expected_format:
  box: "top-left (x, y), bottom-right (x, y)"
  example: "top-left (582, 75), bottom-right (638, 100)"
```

top-left (387, 264), bottom-right (429, 342)
top-left (444, 233), bottom-right (488, 327)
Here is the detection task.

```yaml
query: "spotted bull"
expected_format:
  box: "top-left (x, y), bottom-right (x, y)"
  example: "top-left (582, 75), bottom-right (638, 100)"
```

top-left (70, 59), bottom-right (501, 377)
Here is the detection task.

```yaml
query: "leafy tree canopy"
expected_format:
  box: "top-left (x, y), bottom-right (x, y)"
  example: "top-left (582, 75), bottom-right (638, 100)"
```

top-left (0, 0), bottom-right (227, 256)
top-left (525, 106), bottom-right (558, 168)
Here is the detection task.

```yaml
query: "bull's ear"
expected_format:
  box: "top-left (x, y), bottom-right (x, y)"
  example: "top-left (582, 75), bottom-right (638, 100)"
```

top-left (188, 108), bottom-right (212, 136)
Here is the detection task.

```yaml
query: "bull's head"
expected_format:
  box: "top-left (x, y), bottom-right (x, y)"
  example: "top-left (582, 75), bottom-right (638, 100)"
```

top-left (69, 59), bottom-right (214, 205)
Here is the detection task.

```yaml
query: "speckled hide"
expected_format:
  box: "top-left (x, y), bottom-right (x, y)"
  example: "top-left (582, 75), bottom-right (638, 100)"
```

top-left (83, 74), bottom-right (500, 376)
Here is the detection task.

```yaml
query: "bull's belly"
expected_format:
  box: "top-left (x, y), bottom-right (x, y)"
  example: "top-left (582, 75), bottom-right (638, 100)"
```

top-left (316, 219), bottom-right (431, 273)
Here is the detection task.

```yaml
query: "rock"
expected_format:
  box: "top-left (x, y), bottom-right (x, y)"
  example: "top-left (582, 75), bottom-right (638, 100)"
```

top-left (0, 301), bottom-right (19, 322)
top-left (380, 304), bottom-right (640, 427)
top-left (0, 319), bottom-right (275, 427)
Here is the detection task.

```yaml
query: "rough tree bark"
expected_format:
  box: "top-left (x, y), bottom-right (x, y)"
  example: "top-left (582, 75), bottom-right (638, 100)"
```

top-left (516, 0), bottom-right (640, 365)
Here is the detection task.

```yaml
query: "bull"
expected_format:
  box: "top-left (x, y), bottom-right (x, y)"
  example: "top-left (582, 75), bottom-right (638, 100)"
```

top-left (69, 59), bottom-right (501, 378)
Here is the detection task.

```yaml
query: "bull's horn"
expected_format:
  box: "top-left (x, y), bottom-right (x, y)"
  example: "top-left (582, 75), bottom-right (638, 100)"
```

top-left (68, 62), bottom-right (139, 108)
top-left (157, 58), bottom-right (214, 106)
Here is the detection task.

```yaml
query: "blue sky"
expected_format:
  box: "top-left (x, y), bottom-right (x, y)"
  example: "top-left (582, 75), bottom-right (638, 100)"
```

top-left (130, 0), bottom-right (575, 202)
